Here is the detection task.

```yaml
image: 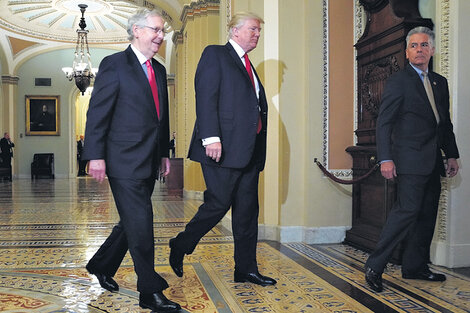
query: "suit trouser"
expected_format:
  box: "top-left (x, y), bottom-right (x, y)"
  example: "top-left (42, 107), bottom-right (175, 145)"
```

top-left (172, 161), bottom-right (261, 274)
top-left (86, 176), bottom-right (168, 293)
top-left (78, 159), bottom-right (87, 175)
top-left (366, 165), bottom-right (441, 274)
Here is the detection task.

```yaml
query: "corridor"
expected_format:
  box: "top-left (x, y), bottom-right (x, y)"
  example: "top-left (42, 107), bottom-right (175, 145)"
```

top-left (0, 178), bottom-right (468, 312)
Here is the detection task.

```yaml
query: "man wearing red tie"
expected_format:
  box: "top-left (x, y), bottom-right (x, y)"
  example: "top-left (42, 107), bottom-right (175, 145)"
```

top-left (169, 12), bottom-right (276, 286)
top-left (82, 9), bottom-right (180, 312)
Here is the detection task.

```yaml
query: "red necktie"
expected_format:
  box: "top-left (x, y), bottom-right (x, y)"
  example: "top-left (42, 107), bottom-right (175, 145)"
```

top-left (243, 53), bottom-right (262, 134)
top-left (146, 59), bottom-right (160, 119)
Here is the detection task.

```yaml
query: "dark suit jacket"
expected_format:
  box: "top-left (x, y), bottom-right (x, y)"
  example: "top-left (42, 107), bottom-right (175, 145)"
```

top-left (0, 138), bottom-right (14, 166)
top-left (188, 43), bottom-right (268, 171)
top-left (82, 45), bottom-right (169, 179)
top-left (377, 64), bottom-right (459, 176)
top-left (77, 140), bottom-right (84, 159)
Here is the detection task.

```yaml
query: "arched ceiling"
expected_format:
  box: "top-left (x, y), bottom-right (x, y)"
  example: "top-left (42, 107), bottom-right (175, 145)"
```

top-left (0, 0), bottom-right (183, 44)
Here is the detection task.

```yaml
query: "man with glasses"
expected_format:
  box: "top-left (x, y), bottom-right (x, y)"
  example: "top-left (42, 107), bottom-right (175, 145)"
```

top-left (82, 8), bottom-right (179, 312)
top-left (364, 26), bottom-right (460, 292)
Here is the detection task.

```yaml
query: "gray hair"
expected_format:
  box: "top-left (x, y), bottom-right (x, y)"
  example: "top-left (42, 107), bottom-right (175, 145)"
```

top-left (127, 8), bottom-right (164, 41)
top-left (227, 12), bottom-right (264, 39)
top-left (406, 26), bottom-right (435, 48)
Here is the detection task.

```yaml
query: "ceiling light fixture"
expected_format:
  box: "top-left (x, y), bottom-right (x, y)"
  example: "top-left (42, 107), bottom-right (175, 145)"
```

top-left (62, 4), bottom-right (97, 95)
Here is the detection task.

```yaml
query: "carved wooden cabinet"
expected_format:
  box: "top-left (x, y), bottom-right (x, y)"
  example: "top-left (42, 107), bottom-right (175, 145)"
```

top-left (344, 0), bottom-right (433, 259)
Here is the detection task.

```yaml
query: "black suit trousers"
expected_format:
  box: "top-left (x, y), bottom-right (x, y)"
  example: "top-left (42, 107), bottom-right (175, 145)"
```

top-left (366, 163), bottom-right (441, 274)
top-left (86, 176), bottom-right (168, 292)
top-left (173, 158), bottom-right (261, 274)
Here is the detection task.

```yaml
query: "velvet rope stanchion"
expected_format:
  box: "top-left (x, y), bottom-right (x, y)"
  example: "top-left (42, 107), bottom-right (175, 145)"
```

top-left (314, 158), bottom-right (379, 185)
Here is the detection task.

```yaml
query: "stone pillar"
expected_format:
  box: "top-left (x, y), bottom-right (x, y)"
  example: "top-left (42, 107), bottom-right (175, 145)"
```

top-left (173, 0), bottom-right (221, 196)
top-left (1, 75), bottom-right (19, 176)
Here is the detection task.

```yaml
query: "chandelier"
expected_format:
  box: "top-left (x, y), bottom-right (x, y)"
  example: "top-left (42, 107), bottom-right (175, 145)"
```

top-left (62, 4), bottom-right (97, 95)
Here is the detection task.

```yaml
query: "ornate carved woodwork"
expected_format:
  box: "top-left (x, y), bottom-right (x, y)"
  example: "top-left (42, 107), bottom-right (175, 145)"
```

top-left (345, 0), bottom-right (433, 258)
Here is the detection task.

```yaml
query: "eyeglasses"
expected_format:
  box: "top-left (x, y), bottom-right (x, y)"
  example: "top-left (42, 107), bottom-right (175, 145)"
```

top-left (140, 25), bottom-right (166, 35)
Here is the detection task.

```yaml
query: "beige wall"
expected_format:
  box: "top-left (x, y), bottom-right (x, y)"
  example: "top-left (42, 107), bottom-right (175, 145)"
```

top-left (176, 0), bottom-right (354, 242)
top-left (174, 2), bottom-right (221, 193)
top-left (1, 0), bottom-right (468, 266)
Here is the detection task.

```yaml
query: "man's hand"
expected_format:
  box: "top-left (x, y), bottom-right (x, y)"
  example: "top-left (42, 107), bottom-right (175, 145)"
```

top-left (446, 158), bottom-right (459, 177)
top-left (88, 159), bottom-right (106, 183)
top-left (205, 142), bottom-right (222, 162)
top-left (160, 157), bottom-right (171, 177)
top-left (380, 160), bottom-right (397, 180)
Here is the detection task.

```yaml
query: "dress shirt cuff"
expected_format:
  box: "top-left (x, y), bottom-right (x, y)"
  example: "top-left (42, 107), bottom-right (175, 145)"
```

top-left (202, 137), bottom-right (220, 146)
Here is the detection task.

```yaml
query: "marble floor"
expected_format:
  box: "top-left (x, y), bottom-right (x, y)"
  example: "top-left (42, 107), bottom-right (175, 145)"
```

top-left (0, 177), bottom-right (469, 313)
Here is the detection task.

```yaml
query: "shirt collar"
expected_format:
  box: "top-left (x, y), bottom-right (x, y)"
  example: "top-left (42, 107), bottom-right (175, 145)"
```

top-left (130, 44), bottom-right (150, 65)
top-left (229, 39), bottom-right (246, 59)
top-left (409, 62), bottom-right (428, 77)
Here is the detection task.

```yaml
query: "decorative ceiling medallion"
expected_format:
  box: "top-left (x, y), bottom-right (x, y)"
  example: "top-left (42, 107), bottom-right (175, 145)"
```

top-left (0, 0), bottom-right (142, 44)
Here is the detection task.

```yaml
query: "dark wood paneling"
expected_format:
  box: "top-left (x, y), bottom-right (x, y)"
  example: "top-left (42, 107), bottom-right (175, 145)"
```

top-left (345, 1), bottom-right (433, 261)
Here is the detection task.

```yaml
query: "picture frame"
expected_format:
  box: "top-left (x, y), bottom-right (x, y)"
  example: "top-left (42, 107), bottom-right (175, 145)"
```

top-left (26, 95), bottom-right (60, 136)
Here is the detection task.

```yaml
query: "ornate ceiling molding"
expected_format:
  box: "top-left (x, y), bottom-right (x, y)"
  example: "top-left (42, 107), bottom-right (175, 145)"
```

top-left (0, 0), bottom-right (176, 44)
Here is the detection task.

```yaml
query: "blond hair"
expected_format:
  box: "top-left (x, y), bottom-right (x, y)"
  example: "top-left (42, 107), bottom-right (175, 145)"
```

top-left (228, 12), bottom-right (264, 39)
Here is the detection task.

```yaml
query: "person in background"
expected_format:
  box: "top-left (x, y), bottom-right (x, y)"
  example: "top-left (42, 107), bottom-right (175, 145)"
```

top-left (169, 131), bottom-right (176, 158)
top-left (77, 135), bottom-right (87, 176)
top-left (0, 132), bottom-right (14, 181)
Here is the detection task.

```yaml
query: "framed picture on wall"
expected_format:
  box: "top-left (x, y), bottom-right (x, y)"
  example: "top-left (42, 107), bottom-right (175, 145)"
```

top-left (26, 95), bottom-right (60, 136)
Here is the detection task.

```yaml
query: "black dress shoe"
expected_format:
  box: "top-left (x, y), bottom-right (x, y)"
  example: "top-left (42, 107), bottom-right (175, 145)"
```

top-left (365, 267), bottom-right (383, 292)
top-left (88, 272), bottom-right (119, 292)
top-left (169, 238), bottom-right (184, 277)
top-left (234, 271), bottom-right (277, 286)
top-left (139, 291), bottom-right (181, 312)
top-left (402, 269), bottom-right (446, 281)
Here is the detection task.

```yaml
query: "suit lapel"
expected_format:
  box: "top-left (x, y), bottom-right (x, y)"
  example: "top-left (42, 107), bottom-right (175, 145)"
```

top-left (125, 46), bottom-right (149, 87)
top-left (427, 71), bottom-right (444, 120)
top-left (124, 47), bottom-right (160, 121)
top-left (405, 64), bottom-right (438, 123)
top-left (225, 43), bottom-right (258, 96)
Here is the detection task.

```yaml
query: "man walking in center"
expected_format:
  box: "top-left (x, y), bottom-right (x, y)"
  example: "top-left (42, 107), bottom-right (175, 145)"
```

top-left (169, 12), bottom-right (276, 287)
top-left (365, 26), bottom-right (460, 292)
top-left (82, 9), bottom-right (180, 312)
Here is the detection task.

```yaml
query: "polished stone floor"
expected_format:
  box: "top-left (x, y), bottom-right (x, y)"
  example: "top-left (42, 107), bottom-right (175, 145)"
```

top-left (0, 178), bottom-right (469, 312)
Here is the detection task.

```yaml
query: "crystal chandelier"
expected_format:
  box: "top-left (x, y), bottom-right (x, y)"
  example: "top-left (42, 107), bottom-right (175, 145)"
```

top-left (62, 4), bottom-right (97, 95)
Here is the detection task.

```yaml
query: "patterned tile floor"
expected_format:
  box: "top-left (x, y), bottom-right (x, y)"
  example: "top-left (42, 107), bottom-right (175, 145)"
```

top-left (0, 178), bottom-right (469, 312)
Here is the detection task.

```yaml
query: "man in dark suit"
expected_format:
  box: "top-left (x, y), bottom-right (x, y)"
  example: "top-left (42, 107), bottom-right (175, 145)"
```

top-left (169, 12), bottom-right (276, 287)
top-left (365, 26), bottom-right (460, 292)
top-left (169, 131), bottom-right (176, 158)
top-left (76, 135), bottom-right (87, 176)
top-left (0, 132), bottom-right (14, 180)
top-left (82, 9), bottom-right (180, 312)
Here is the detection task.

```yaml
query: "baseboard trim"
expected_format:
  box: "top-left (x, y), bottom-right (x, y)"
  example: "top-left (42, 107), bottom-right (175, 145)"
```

top-left (220, 216), bottom-right (348, 244)
top-left (431, 241), bottom-right (470, 268)
top-left (259, 225), bottom-right (349, 244)
top-left (183, 189), bottom-right (204, 201)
